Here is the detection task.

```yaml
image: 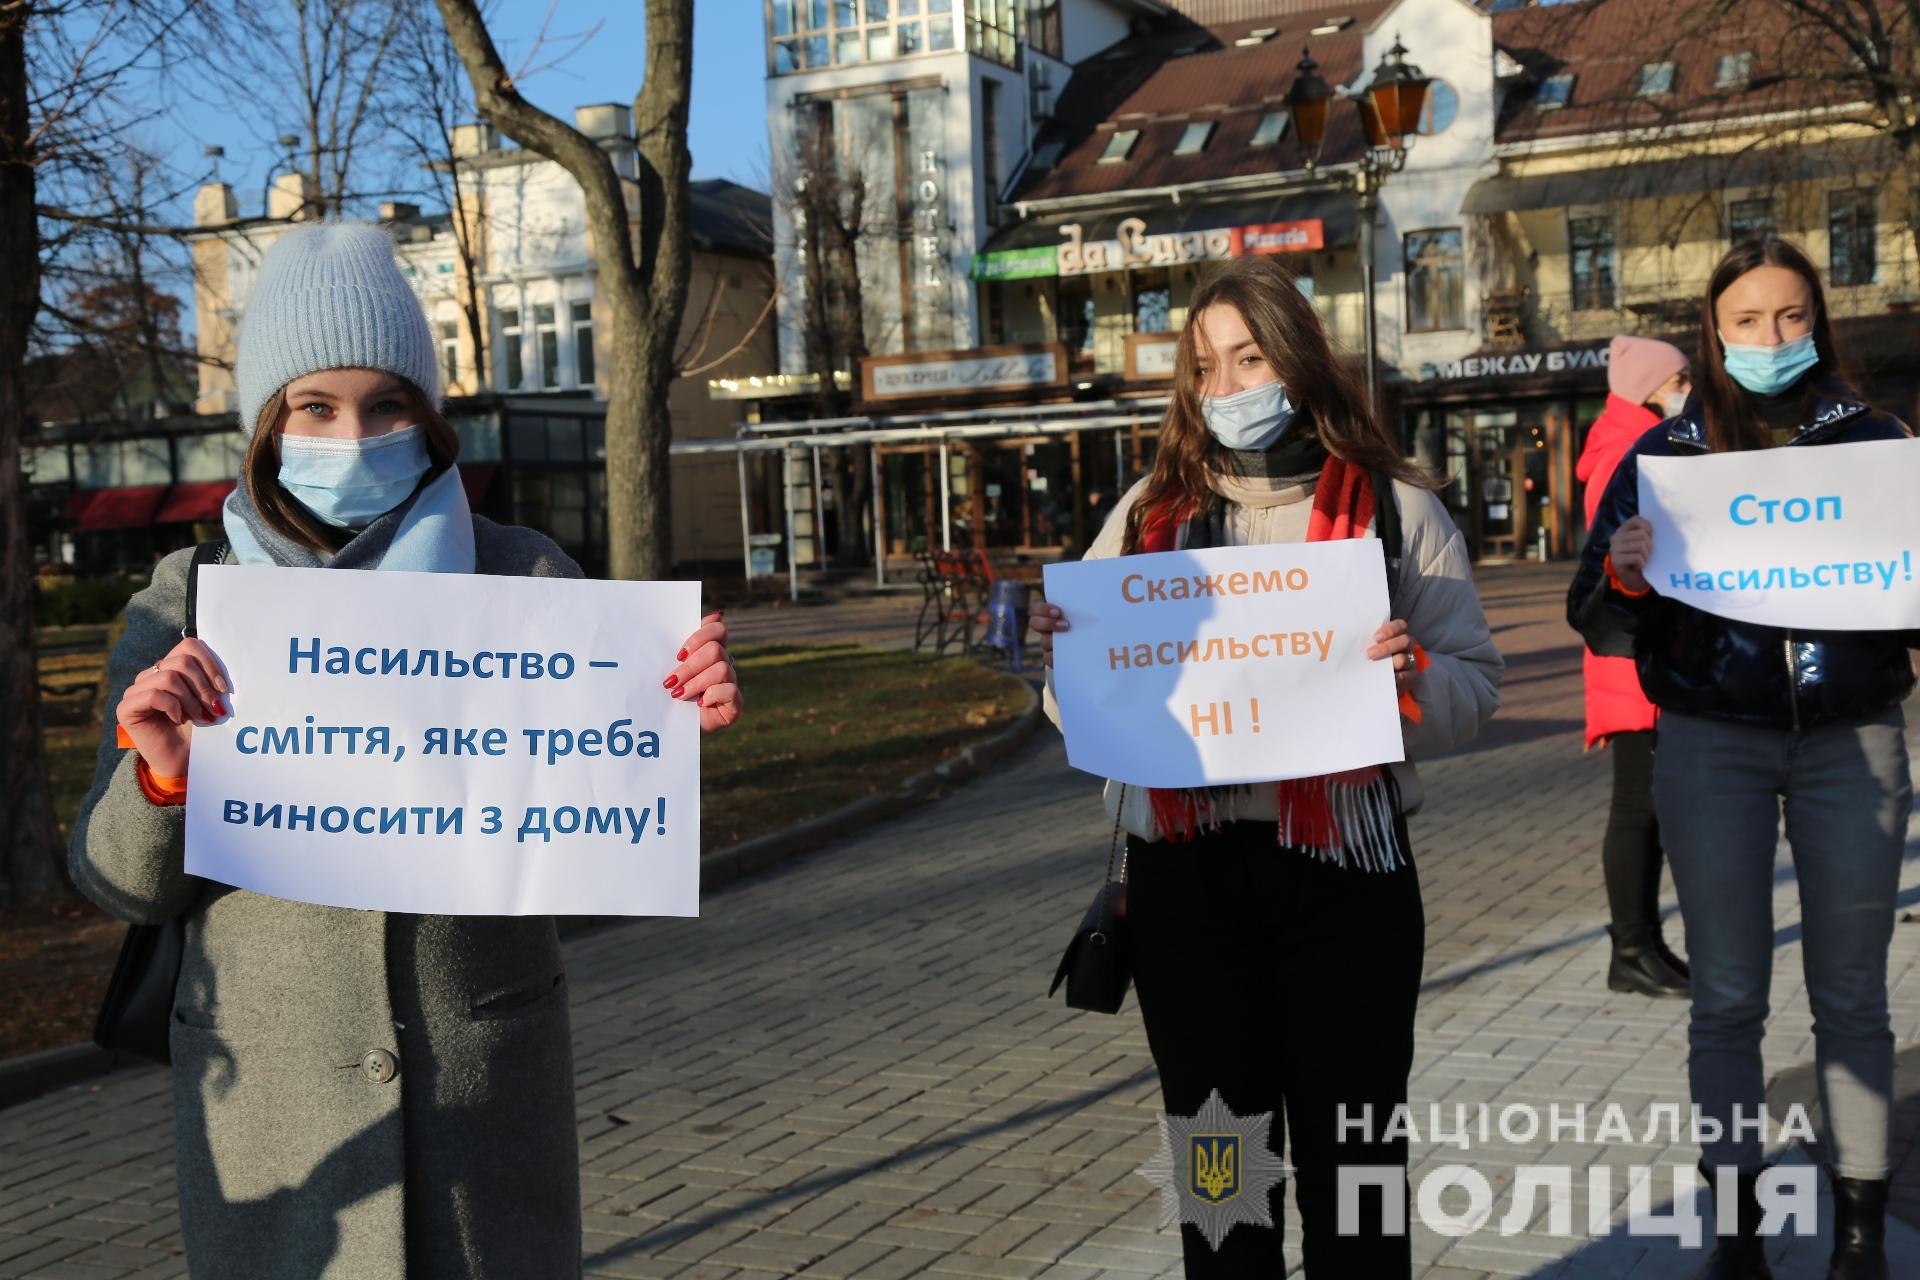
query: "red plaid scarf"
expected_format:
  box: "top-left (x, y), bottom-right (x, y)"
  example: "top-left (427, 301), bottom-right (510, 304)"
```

top-left (1136, 456), bottom-right (1420, 870)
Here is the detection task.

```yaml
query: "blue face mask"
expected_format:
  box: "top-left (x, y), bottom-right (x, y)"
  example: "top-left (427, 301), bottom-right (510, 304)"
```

top-left (1718, 331), bottom-right (1819, 396)
top-left (1201, 380), bottom-right (1295, 451)
top-left (278, 425), bottom-right (431, 529)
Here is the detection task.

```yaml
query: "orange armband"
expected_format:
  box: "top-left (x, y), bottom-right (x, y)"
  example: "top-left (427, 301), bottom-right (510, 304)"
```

top-left (1397, 644), bottom-right (1432, 724)
top-left (115, 723), bottom-right (187, 806)
top-left (1604, 554), bottom-right (1652, 599)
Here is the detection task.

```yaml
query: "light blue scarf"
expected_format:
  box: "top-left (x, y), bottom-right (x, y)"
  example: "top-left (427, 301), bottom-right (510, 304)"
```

top-left (221, 465), bottom-right (476, 573)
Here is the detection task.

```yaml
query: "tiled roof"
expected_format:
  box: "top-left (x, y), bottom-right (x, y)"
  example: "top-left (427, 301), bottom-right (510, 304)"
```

top-left (1015, 2), bottom-right (1394, 204)
top-left (1492, 0), bottom-right (1854, 144)
top-left (690, 179), bottom-right (772, 258)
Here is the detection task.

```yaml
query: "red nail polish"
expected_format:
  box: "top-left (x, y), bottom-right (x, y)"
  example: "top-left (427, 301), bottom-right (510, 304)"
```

top-left (677, 648), bottom-right (688, 661)
top-left (663, 675), bottom-right (679, 690)
top-left (696, 694), bottom-right (706, 707)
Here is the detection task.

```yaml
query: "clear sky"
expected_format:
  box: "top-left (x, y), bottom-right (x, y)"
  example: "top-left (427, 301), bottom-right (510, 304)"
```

top-left (159, 0), bottom-right (771, 221)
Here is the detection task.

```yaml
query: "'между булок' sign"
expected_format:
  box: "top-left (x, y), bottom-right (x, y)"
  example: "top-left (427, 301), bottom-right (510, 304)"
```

top-left (861, 344), bottom-right (1069, 401)
top-left (1419, 343), bottom-right (1610, 383)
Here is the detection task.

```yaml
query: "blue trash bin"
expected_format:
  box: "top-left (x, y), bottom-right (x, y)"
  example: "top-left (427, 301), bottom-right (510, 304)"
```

top-left (984, 580), bottom-right (1031, 671)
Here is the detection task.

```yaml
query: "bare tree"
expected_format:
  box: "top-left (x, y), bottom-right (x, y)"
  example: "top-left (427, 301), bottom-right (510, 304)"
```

top-left (207, 0), bottom-right (408, 217)
top-left (432, 0), bottom-right (692, 580)
top-left (389, 1), bottom-right (492, 393)
top-left (0, 1), bottom-right (62, 909)
top-left (777, 104), bottom-right (888, 567)
top-left (4, 0), bottom-right (211, 907)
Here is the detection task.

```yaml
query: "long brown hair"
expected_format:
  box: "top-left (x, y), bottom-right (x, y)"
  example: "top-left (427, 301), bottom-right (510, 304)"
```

top-left (1696, 238), bottom-right (1851, 453)
top-left (244, 377), bottom-right (460, 552)
top-left (1122, 255), bottom-right (1436, 554)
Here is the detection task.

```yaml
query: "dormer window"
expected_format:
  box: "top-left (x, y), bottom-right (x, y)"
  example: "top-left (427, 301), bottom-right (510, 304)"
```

top-left (1635, 61), bottom-right (1676, 96)
top-left (1174, 121), bottom-right (1215, 155)
top-left (1249, 110), bottom-right (1290, 146)
top-left (1538, 72), bottom-right (1575, 109)
top-left (1715, 51), bottom-right (1752, 89)
top-left (1099, 129), bottom-right (1140, 163)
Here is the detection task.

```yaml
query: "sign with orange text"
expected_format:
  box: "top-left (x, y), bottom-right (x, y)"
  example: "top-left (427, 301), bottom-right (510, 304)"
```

top-left (1043, 541), bottom-right (1404, 788)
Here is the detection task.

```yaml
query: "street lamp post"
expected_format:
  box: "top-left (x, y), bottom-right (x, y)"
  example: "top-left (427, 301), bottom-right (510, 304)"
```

top-left (1287, 38), bottom-right (1431, 412)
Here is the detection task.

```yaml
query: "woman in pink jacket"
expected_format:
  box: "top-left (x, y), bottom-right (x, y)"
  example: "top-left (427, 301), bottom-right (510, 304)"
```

top-left (1578, 335), bottom-right (1692, 997)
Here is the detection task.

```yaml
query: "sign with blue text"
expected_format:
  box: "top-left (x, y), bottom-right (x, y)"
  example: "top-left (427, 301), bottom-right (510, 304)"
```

top-left (183, 567), bottom-right (702, 916)
top-left (1638, 438), bottom-right (1920, 630)
top-left (1043, 541), bottom-right (1403, 788)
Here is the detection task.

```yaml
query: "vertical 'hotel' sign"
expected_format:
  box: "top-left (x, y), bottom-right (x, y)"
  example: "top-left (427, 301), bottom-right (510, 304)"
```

top-left (916, 148), bottom-right (945, 292)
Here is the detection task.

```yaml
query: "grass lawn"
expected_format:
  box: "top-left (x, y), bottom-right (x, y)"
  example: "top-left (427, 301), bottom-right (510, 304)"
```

top-left (6, 637), bottom-right (1028, 1060)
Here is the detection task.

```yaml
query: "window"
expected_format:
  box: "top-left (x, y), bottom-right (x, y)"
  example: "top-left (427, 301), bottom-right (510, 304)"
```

top-left (1249, 111), bottom-right (1289, 146)
top-left (983, 78), bottom-right (1003, 225)
top-left (1405, 228), bottom-right (1465, 332)
top-left (1174, 121), bottom-right (1214, 155)
top-left (1569, 215), bottom-right (1617, 310)
top-left (1635, 61), bottom-right (1675, 96)
top-left (1416, 80), bottom-right (1458, 135)
top-left (534, 304), bottom-right (559, 388)
top-left (1830, 189), bottom-right (1877, 286)
top-left (572, 302), bottom-right (596, 386)
top-left (1135, 268), bottom-right (1171, 333)
top-left (1026, 0), bottom-right (1062, 58)
top-left (439, 321), bottom-right (459, 387)
top-left (1729, 196), bottom-right (1775, 245)
top-left (1030, 141), bottom-right (1064, 168)
top-left (1715, 51), bottom-right (1752, 89)
top-left (768, 0), bottom-right (976, 72)
top-left (500, 308), bottom-right (523, 390)
top-left (1537, 72), bottom-right (1575, 109)
top-left (1099, 129), bottom-right (1139, 163)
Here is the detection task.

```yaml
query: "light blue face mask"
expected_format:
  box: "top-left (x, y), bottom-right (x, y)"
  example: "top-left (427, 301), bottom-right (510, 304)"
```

top-left (1201, 380), bottom-right (1295, 451)
top-left (1718, 331), bottom-right (1819, 396)
top-left (278, 425), bottom-right (431, 529)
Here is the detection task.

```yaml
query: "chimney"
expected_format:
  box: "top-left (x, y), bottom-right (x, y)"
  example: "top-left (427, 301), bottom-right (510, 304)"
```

top-left (268, 171), bottom-right (318, 220)
top-left (451, 122), bottom-right (499, 158)
top-left (574, 103), bottom-right (634, 142)
top-left (194, 182), bottom-right (238, 228)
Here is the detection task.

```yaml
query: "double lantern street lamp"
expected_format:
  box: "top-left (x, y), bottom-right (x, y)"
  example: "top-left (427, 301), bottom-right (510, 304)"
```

top-left (1285, 37), bottom-right (1431, 409)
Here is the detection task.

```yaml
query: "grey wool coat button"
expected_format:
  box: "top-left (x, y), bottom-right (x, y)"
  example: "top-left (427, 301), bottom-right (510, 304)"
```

top-left (361, 1049), bottom-right (399, 1084)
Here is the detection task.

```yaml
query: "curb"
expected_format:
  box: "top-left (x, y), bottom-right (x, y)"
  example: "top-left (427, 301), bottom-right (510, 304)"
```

top-left (0, 1042), bottom-right (150, 1112)
top-left (699, 674), bottom-right (1042, 892)
top-left (0, 675), bottom-right (1046, 1112)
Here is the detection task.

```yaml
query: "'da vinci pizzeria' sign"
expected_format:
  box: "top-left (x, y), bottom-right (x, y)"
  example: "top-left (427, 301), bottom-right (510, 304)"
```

top-left (971, 217), bottom-right (1326, 282)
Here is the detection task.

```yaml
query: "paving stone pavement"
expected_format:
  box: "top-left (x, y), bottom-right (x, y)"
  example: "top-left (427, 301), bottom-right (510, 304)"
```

top-left (6, 562), bottom-right (1920, 1279)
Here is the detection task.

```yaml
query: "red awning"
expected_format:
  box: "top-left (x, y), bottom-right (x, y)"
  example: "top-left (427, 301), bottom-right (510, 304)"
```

top-left (155, 480), bottom-right (236, 524)
top-left (459, 464), bottom-right (497, 505)
top-left (70, 486), bottom-right (169, 532)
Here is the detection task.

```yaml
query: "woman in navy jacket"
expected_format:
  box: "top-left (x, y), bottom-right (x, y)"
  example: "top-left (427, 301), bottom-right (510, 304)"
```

top-left (1570, 238), bottom-right (1913, 1280)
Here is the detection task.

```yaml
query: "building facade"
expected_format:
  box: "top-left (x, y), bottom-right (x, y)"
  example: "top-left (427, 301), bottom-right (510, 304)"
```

top-left (741, 0), bottom-right (1920, 566)
top-left (25, 106), bottom-right (777, 578)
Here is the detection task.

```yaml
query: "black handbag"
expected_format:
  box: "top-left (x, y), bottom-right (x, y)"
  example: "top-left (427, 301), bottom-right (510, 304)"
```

top-left (92, 540), bottom-right (225, 1066)
top-left (1049, 786), bottom-right (1133, 1014)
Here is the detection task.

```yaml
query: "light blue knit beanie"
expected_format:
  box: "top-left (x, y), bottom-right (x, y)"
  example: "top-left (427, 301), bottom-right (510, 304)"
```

top-left (235, 222), bottom-right (440, 436)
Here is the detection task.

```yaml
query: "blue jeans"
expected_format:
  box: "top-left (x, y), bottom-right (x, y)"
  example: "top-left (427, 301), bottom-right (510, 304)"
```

top-left (1654, 708), bottom-right (1910, 1178)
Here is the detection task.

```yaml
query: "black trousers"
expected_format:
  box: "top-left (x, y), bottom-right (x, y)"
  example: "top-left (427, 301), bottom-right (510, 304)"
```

top-left (1601, 729), bottom-right (1666, 932)
top-left (1128, 820), bottom-right (1425, 1279)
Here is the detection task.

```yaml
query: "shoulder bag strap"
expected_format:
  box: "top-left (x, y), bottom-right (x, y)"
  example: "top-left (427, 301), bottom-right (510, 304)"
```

top-left (182, 541), bottom-right (229, 641)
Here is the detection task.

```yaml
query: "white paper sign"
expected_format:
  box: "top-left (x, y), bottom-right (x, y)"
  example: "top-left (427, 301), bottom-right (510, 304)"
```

top-left (184, 567), bottom-right (702, 916)
top-left (1639, 438), bottom-right (1920, 630)
top-left (1043, 541), bottom-right (1404, 788)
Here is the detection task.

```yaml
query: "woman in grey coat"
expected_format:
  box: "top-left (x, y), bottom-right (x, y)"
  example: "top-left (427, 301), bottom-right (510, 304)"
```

top-left (69, 223), bottom-right (742, 1279)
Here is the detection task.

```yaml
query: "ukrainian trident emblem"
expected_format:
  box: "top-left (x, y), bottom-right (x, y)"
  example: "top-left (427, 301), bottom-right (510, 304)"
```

top-left (1191, 1134), bottom-right (1239, 1203)
top-left (1137, 1089), bottom-right (1289, 1250)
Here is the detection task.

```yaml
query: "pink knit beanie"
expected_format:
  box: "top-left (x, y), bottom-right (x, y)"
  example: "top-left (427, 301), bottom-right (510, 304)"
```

top-left (1607, 335), bottom-right (1690, 407)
